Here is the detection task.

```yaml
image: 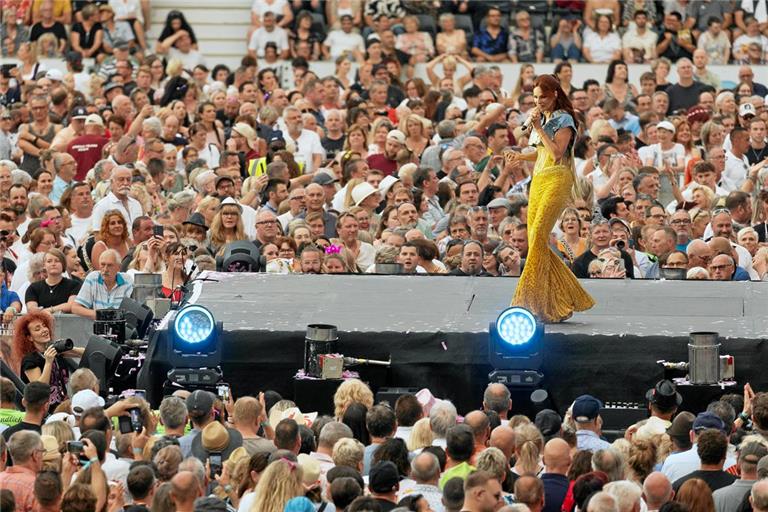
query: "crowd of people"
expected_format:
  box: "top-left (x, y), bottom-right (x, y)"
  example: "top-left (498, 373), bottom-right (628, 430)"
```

top-left (3, 373), bottom-right (768, 512)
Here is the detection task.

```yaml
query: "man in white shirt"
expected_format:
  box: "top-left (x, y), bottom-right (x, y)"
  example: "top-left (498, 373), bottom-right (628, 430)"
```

top-left (322, 15), bottom-right (364, 60)
top-left (91, 166), bottom-right (143, 234)
top-left (248, 11), bottom-right (289, 59)
top-left (622, 10), bottom-right (657, 63)
top-left (282, 106), bottom-right (325, 174)
top-left (723, 127), bottom-right (751, 191)
top-left (168, 32), bottom-right (206, 70)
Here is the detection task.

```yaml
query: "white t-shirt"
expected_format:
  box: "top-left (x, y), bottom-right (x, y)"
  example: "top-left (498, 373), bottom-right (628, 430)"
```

top-left (639, 143), bottom-right (685, 169)
top-left (324, 30), bottom-right (364, 59)
top-left (67, 215), bottom-right (93, 246)
top-left (248, 27), bottom-right (289, 58)
top-left (251, 0), bottom-right (288, 17)
top-left (284, 129), bottom-right (325, 174)
top-left (583, 32), bottom-right (622, 63)
top-left (167, 48), bottom-right (206, 70)
top-left (732, 33), bottom-right (768, 55)
top-left (723, 151), bottom-right (750, 191)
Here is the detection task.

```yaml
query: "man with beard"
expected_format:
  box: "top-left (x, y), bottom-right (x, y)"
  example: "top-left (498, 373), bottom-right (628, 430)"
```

top-left (367, 130), bottom-right (404, 177)
top-left (297, 183), bottom-right (337, 239)
top-left (283, 106), bottom-right (324, 174)
top-left (8, 184), bottom-right (30, 237)
top-left (449, 240), bottom-right (487, 276)
top-left (397, 201), bottom-right (432, 239)
top-left (91, 166), bottom-right (143, 233)
top-left (299, 244), bottom-right (323, 274)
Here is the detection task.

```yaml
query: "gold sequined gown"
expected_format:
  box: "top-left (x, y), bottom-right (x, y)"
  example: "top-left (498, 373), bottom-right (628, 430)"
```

top-left (512, 114), bottom-right (595, 323)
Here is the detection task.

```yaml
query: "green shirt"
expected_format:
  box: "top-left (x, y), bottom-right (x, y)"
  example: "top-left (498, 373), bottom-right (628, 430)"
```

top-left (439, 461), bottom-right (476, 489)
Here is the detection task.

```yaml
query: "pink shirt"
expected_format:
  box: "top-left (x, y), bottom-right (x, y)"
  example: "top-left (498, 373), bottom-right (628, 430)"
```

top-left (0, 466), bottom-right (37, 512)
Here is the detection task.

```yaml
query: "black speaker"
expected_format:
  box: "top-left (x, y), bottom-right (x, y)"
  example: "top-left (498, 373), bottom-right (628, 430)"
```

top-left (79, 336), bottom-right (124, 395)
top-left (120, 297), bottom-right (154, 339)
top-left (375, 387), bottom-right (420, 408)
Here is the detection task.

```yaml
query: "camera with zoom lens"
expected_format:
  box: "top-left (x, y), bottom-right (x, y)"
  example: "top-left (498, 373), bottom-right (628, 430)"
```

top-left (615, 240), bottom-right (626, 250)
top-left (51, 339), bottom-right (74, 353)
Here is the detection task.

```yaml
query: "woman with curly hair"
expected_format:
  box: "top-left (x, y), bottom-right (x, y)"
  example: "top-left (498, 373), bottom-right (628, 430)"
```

top-left (333, 378), bottom-right (374, 420)
top-left (12, 310), bottom-right (83, 404)
top-left (90, 210), bottom-right (130, 270)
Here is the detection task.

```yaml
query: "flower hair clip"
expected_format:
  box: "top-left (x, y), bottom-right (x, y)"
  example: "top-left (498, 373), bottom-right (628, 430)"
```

top-left (325, 244), bottom-right (342, 255)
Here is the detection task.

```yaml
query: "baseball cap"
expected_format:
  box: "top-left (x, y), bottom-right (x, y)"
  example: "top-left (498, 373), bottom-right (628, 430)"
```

top-left (487, 197), bottom-right (511, 210)
top-left (312, 171), bottom-right (338, 186)
top-left (369, 461), bottom-right (400, 493)
top-left (352, 182), bottom-right (380, 206)
top-left (656, 120), bottom-right (676, 133)
top-left (608, 217), bottom-right (631, 233)
top-left (186, 389), bottom-right (215, 416)
top-left (572, 395), bottom-right (602, 423)
top-left (666, 411), bottom-right (696, 437)
top-left (535, 409), bottom-right (562, 441)
top-left (739, 103), bottom-right (756, 118)
top-left (85, 114), bottom-right (104, 127)
top-left (71, 389), bottom-right (106, 416)
top-left (387, 129), bottom-right (406, 145)
top-left (693, 411), bottom-right (726, 433)
top-left (45, 69), bottom-right (64, 81)
top-left (71, 106), bottom-right (88, 119)
top-left (645, 379), bottom-right (682, 410)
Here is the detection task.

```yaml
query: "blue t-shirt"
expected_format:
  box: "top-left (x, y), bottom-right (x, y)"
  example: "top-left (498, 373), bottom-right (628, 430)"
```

top-left (0, 286), bottom-right (19, 311)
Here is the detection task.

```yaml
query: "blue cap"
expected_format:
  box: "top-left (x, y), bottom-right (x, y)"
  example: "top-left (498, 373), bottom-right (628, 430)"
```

top-left (572, 395), bottom-right (602, 422)
top-left (693, 411), bottom-right (726, 433)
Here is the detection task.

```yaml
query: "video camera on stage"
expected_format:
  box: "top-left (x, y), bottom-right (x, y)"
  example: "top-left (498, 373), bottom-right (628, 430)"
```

top-left (216, 241), bottom-right (266, 272)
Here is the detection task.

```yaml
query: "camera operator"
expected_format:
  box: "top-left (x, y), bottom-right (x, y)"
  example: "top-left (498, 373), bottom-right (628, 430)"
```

top-left (11, 311), bottom-right (84, 406)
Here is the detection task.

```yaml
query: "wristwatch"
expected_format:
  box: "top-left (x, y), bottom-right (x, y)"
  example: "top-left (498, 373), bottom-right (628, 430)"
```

top-left (739, 411), bottom-right (750, 422)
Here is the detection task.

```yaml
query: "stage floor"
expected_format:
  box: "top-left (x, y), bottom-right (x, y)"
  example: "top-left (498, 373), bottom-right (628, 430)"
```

top-left (184, 274), bottom-right (768, 413)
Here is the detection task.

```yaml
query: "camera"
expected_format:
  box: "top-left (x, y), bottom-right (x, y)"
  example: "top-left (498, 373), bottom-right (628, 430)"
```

top-left (51, 339), bottom-right (74, 354)
top-left (615, 240), bottom-right (626, 250)
top-left (67, 441), bottom-right (89, 464)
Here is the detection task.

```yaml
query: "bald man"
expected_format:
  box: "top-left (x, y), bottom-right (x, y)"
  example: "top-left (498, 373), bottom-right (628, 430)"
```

top-left (515, 475), bottom-right (545, 512)
top-left (483, 383), bottom-right (512, 421)
top-left (464, 411), bottom-right (491, 458)
top-left (541, 438), bottom-right (572, 512)
top-left (642, 472), bottom-right (673, 512)
top-left (489, 426), bottom-right (515, 461)
top-left (171, 471), bottom-right (201, 512)
top-left (751, 479), bottom-right (768, 512)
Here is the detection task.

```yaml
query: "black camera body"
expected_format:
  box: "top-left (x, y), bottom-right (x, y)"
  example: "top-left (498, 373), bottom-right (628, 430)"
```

top-left (51, 339), bottom-right (74, 354)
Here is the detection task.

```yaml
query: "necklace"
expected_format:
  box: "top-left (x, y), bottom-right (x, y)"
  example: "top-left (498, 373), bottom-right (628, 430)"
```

top-left (749, 145), bottom-right (767, 163)
top-left (46, 279), bottom-right (62, 294)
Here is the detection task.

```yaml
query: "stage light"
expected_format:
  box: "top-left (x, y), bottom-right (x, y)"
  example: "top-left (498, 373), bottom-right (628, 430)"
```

top-left (495, 307), bottom-right (538, 346)
top-left (488, 306), bottom-right (544, 388)
top-left (168, 304), bottom-right (222, 369)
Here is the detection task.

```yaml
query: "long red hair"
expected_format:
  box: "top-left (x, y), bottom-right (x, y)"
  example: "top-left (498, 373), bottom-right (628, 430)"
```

top-left (10, 311), bottom-right (55, 374)
top-left (534, 74), bottom-right (578, 129)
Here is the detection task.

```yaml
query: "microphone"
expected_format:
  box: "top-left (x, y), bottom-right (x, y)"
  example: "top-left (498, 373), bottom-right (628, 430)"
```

top-left (521, 110), bottom-right (541, 132)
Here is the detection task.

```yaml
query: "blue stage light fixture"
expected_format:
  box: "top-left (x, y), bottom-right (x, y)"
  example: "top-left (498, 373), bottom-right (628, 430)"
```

top-left (488, 307), bottom-right (544, 385)
top-left (173, 305), bottom-right (215, 346)
top-left (495, 307), bottom-right (537, 346)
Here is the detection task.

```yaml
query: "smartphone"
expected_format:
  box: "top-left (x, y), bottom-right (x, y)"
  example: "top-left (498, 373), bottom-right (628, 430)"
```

top-left (209, 452), bottom-right (222, 478)
top-left (216, 384), bottom-right (230, 403)
top-left (153, 225), bottom-right (164, 238)
top-left (67, 441), bottom-right (89, 464)
top-left (133, 389), bottom-right (146, 401)
top-left (128, 407), bottom-right (142, 433)
top-left (118, 415), bottom-right (133, 434)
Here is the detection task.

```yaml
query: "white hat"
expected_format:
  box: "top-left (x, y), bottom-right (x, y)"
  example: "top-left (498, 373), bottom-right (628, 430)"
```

top-left (45, 69), bottom-right (64, 81)
top-left (656, 120), bottom-right (676, 133)
top-left (739, 103), bottom-right (757, 118)
top-left (352, 182), bottom-right (380, 206)
top-left (71, 389), bottom-right (105, 416)
top-left (378, 175), bottom-right (400, 196)
top-left (218, 196), bottom-right (243, 212)
top-left (45, 411), bottom-right (77, 427)
top-left (231, 122), bottom-right (256, 149)
top-left (85, 114), bottom-right (104, 127)
top-left (386, 129), bottom-right (406, 145)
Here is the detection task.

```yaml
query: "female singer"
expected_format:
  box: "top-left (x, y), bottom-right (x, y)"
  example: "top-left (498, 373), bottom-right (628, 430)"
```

top-left (509, 75), bottom-right (595, 323)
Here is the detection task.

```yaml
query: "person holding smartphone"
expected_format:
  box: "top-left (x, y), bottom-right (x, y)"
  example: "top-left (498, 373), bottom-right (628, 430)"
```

top-left (160, 242), bottom-right (188, 302)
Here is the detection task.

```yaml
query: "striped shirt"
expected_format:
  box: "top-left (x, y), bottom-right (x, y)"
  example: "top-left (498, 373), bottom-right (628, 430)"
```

top-left (75, 271), bottom-right (133, 310)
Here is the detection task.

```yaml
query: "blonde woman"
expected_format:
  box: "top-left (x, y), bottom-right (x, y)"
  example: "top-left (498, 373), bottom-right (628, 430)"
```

top-left (333, 378), bottom-right (374, 419)
top-left (407, 417), bottom-right (434, 451)
top-left (368, 118), bottom-right (394, 155)
top-left (196, 195), bottom-right (221, 227)
top-left (250, 458), bottom-right (303, 512)
top-left (207, 201), bottom-right (247, 256)
top-left (332, 437), bottom-right (365, 471)
top-left (512, 423), bottom-right (544, 478)
top-left (399, 113), bottom-right (431, 159)
top-left (475, 447), bottom-right (509, 485)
